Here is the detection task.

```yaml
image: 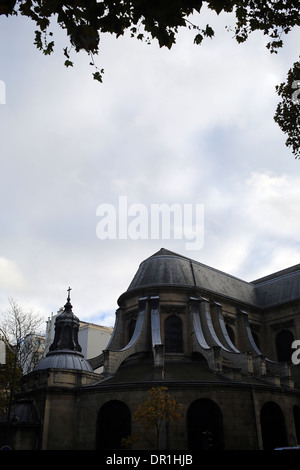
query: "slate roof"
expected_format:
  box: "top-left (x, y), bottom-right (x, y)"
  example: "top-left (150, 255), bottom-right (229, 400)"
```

top-left (253, 265), bottom-right (300, 308)
top-left (94, 357), bottom-right (231, 385)
top-left (34, 351), bottom-right (94, 372)
top-left (125, 248), bottom-right (300, 309)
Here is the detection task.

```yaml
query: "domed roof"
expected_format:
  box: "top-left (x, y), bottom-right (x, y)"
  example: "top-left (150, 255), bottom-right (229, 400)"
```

top-left (122, 248), bottom-right (257, 306)
top-left (127, 248), bottom-right (195, 289)
top-left (1, 399), bottom-right (40, 425)
top-left (123, 248), bottom-right (300, 308)
top-left (35, 350), bottom-right (93, 372)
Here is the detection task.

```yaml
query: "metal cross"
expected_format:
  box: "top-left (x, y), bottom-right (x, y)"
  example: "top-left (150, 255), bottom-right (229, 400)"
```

top-left (67, 286), bottom-right (72, 301)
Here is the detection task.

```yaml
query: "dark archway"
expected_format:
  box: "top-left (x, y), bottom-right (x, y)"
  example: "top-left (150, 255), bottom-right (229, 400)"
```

top-left (96, 400), bottom-right (131, 450)
top-left (128, 318), bottom-right (136, 342)
top-left (187, 398), bottom-right (224, 450)
top-left (164, 315), bottom-right (183, 353)
top-left (276, 330), bottom-right (294, 362)
top-left (293, 405), bottom-right (300, 445)
top-left (252, 331), bottom-right (260, 351)
top-left (260, 401), bottom-right (287, 450)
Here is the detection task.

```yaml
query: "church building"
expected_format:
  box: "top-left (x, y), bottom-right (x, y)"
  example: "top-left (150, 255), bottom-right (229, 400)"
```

top-left (3, 248), bottom-right (300, 450)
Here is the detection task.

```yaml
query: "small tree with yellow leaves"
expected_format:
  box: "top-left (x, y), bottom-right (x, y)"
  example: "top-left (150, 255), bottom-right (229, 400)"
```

top-left (124, 386), bottom-right (182, 450)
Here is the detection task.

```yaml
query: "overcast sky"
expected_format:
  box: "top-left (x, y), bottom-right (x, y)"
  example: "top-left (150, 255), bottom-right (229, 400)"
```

top-left (0, 7), bottom-right (299, 330)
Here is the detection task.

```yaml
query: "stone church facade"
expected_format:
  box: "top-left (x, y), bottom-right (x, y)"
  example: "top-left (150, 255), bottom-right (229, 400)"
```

top-left (3, 248), bottom-right (300, 450)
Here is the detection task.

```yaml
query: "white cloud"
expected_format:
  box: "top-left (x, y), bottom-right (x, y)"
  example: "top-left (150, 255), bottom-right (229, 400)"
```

top-left (244, 172), bottom-right (300, 239)
top-left (0, 258), bottom-right (26, 290)
top-left (198, 171), bottom-right (300, 280)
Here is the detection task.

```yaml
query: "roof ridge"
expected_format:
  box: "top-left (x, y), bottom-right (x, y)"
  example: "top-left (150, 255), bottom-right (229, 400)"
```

top-left (148, 247), bottom-right (190, 260)
top-left (252, 263), bottom-right (300, 285)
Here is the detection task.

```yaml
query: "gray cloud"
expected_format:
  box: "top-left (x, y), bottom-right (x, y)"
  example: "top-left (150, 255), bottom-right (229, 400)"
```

top-left (0, 11), bottom-right (299, 327)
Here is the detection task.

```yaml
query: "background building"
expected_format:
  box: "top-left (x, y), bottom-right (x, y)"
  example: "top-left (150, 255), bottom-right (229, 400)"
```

top-left (2, 248), bottom-right (300, 450)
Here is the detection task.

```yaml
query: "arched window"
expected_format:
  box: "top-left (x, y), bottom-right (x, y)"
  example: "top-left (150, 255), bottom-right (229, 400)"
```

top-left (164, 315), bottom-right (183, 353)
top-left (187, 399), bottom-right (224, 450)
top-left (260, 401), bottom-right (287, 450)
top-left (276, 330), bottom-right (294, 362)
top-left (96, 400), bottom-right (131, 450)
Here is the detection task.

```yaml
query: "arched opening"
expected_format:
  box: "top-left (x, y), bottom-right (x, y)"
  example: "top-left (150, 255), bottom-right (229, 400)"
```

top-left (96, 400), bottom-right (131, 450)
top-left (187, 398), bottom-right (224, 450)
top-left (164, 315), bottom-right (183, 353)
top-left (226, 324), bottom-right (236, 346)
top-left (128, 318), bottom-right (136, 342)
top-left (191, 352), bottom-right (208, 363)
top-left (276, 330), bottom-right (294, 362)
top-left (252, 331), bottom-right (260, 351)
top-left (260, 401), bottom-right (287, 450)
top-left (293, 405), bottom-right (300, 445)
